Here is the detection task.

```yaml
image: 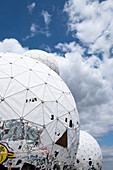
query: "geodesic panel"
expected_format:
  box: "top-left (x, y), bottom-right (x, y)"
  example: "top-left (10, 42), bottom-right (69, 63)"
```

top-left (0, 52), bottom-right (80, 169)
top-left (74, 130), bottom-right (102, 170)
top-left (24, 50), bottom-right (59, 75)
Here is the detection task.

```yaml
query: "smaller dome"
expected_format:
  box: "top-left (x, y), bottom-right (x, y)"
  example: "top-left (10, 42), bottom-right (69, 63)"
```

top-left (24, 50), bottom-right (59, 75)
top-left (74, 130), bottom-right (102, 170)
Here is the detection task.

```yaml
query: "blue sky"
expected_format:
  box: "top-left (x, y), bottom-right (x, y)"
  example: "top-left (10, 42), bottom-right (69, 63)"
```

top-left (0, 0), bottom-right (69, 50)
top-left (0, 0), bottom-right (113, 169)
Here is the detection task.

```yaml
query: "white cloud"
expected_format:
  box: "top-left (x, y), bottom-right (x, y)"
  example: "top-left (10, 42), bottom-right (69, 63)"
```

top-left (57, 2), bottom-right (113, 166)
top-left (64, 0), bottom-right (113, 55)
top-left (41, 10), bottom-right (51, 26)
top-left (101, 145), bottom-right (113, 170)
top-left (55, 41), bottom-right (84, 54)
top-left (24, 10), bottom-right (51, 41)
top-left (101, 145), bottom-right (113, 161)
top-left (30, 23), bottom-right (37, 33)
top-left (0, 38), bottom-right (112, 169)
top-left (23, 23), bottom-right (38, 40)
top-left (62, 0), bottom-right (113, 141)
top-left (43, 45), bottom-right (52, 53)
top-left (54, 41), bottom-right (113, 137)
top-left (23, 23), bottom-right (51, 41)
top-left (0, 38), bottom-right (28, 54)
top-left (27, 2), bottom-right (36, 14)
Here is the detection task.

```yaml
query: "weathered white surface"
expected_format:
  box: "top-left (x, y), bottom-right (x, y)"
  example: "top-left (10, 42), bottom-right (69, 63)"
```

top-left (24, 50), bottom-right (59, 75)
top-left (75, 130), bottom-right (102, 170)
top-left (0, 52), bottom-right (79, 168)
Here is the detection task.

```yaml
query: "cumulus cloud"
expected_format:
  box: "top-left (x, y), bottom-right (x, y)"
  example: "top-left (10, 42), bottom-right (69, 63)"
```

top-left (0, 39), bottom-right (28, 54)
top-left (0, 38), bottom-right (112, 168)
top-left (41, 10), bottom-right (51, 27)
top-left (57, 2), bottom-right (113, 167)
top-left (64, 0), bottom-right (113, 55)
top-left (1, 38), bottom-right (112, 137)
top-left (55, 41), bottom-right (113, 137)
top-left (27, 2), bottom-right (36, 14)
top-left (55, 41), bottom-right (84, 54)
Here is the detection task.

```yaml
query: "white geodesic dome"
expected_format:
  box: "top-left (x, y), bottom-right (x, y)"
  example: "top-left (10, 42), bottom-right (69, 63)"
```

top-left (0, 52), bottom-right (79, 169)
top-left (24, 50), bottom-right (59, 75)
top-left (74, 130), bottom-right (102, 170)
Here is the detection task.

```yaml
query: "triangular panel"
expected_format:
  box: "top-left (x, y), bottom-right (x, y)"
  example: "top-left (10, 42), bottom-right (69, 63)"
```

top-left (5, 90), bottom-right (27, 117)
top-left (14, 71), bottom-right (30, 87)
top-left (0, 64), bottom-right (12, 76)
top-left (43, 85), bottom-right (56, 101)
top-left (23, 90), bottom-right (41, 116)
top-left (28, 71), bottom-right (45, 88)
top-left (46, 120), bottom-right (57, 142)
top-left (44, 101), bottom-right (58, 117)
top-left (12, 64), bottom-right (28, 77)
top-left (0, 78), bottom-right (11, 97)
top-left (30, 84), bottom-right (46, 101)
top-left (41, 128), bottom-right (53, 146)
top-left (0, 101), bottom-right (20, 120)
top-left (5, 78), bottom-right (26, 98)
top-left (56, 130), bottom-right (67, 148)
top-left (24, 103), bottom-right (44, 125)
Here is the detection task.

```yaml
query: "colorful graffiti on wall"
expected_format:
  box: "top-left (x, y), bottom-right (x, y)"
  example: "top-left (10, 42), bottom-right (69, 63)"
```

top-left (0, 119), bottom-right (54, 168)
top-left (0, 143), bottom-right (15, 164)
top-left (0, 119), bottom-right (42, 143)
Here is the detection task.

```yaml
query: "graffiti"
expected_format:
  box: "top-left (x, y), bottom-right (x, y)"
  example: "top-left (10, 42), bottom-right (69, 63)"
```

top-left (0, 119), bottom-right (59, 168)
top-left (29, 155), bottom-right (47, 168)
top-left (38, 143), bottom-right (50, 155)
top-left (1, 120), bottom-right (22, 141)
top-left (30, 155), bottom-right (45, 162)
top-left (0, 143), bottom-right (15, 164)
top-left (22, 142), bottom-right (50, 156)
top-left (0, 120), bottom-right (42, 143)
top-left (26, 97), bottom-right (37, 103)
top-left (22, 142), bottom-right (33, 152)
top-left (0, 141), bottom-right (60, 168)
top-left (29, 154), bottom-right (55, 168)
